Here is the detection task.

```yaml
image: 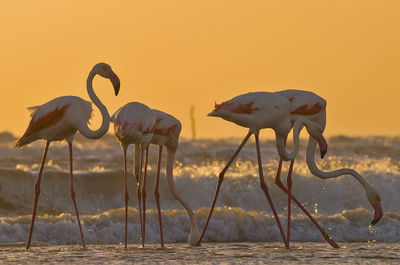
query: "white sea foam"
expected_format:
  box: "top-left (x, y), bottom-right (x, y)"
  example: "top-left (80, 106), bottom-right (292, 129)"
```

top-left (0, 207), bottom-right (399, 244)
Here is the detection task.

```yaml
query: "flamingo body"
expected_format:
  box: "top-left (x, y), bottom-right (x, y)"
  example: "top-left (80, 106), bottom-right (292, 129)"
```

top-left (111, 102), bottom-right (155, 149)
top-left (209, 92), bottom-right (292, 135)
top-left (151, 109), bottom-right (181, 148)
top-left (16, 96), bottom-right (92, 147)
top-left (276, 89), bottom-right (326, 130)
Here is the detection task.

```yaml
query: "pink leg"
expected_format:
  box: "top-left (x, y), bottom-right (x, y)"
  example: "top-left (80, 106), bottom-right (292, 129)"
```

top-left (286, 159), bottom-right (294, 247)
top-left (134, 144), bottom-right (140, 181)
top-left (26, 141), bottom-right (50, 250)
top-left (280, 136), bottom-right (293, 246)
top-left (141, 148), bottom-right (149, 247)
top-left (123, 147), bottom-right (129, 249)
top-left (68, 142), bottom-right (85, 248)
top-left (254, 133), bottom-right (288, 248)
top-left (154, 146), bottom-right (164, 247)
top-left (274, 159), bottom-right (340, 249)
top-left (196, 131), bottom-right (252, 246)
top-left (137, 147), bottom-right (144, 246)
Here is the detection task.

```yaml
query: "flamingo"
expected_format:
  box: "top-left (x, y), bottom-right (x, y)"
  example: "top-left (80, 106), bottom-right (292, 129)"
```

top-left (15, 62), bottom-right (120, 250)
top-left (111, 102), bottom-right (155, 248)
top-left (139, 109), bottom-right (200, 247)
top-left (274, 89), bottom-right (337, 248)
top-left (196, 92), bottom-right (328, 247)
top-left (275, 89), bottom-right (383, 246)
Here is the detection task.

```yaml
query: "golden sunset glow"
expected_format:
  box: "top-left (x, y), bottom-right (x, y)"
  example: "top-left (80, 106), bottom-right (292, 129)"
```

top-left (1, 1), bottom-right (400, 139)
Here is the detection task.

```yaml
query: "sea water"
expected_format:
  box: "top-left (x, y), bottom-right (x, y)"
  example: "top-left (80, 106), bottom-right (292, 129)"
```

top-left (0, 132), bottom-right (399, 263)
top-left (1, 243), bottom-right (400, 264)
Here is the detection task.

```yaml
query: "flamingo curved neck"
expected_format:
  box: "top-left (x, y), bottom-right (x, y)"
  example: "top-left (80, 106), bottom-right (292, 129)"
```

top-left (306, 137), bottom-right (369, 190)
top-left (165, 147), bottom-right (200, 244)
top-left (275, 118), bottom-right (310, 161)
top-left (79, 70), bottom-right (110, 139)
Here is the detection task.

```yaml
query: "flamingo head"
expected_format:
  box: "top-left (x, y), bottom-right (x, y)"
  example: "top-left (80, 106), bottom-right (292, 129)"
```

top-left (94, 62), bottom-right (120, 96)
top-left (318, 135), bottom-right (328, 159)
top-left (187, 226), bottom-right (201, 246)
top-left (304, 121), bottom-right (328, 158)
top-left (366, 186), bottom-right (383, 226)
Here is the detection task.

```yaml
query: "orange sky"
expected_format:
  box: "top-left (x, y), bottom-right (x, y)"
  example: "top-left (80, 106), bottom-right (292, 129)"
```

top-left (1, 1), bottom-right (399, 139)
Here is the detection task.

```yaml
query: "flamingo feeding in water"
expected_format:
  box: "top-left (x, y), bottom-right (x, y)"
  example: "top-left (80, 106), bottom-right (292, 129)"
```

top-left (111, 102), bottom-right (155, 249)
top-left (196, 92), bottom-right (328, 247)
top-left (275, 89), bottom-right (383, 247)
top-left (141, 109), bottom-right (200, 247)
top-left (16, 63), bottom-right (120, 249)
top-left (274, 89), bottom-right (336, 248)
top-left (112, 105), bottom-right (200, 248)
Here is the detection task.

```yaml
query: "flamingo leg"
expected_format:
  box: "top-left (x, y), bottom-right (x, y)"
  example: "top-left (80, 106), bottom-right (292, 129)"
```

top-left (274, 159), bottom-right (340, 249)
top-left (154, 145), bottom-right (164, 247)
top-left (286, 158), bottom-right (294, 247)
top-left (254, 133), bottom-right (288, 248)
top-left (26, 141), bottom-right (50, 250)
top-left (141, 147), bottom-right (149, 247)
top-left (134, 144), bottom-right (140, 182)
top-left (137, 147), bottom-right (144, 247)
top-left (68, 142), bottom-right (85, 248)
top-left (196, 131), bottom-right (252, 246)
top-left (123, 147), bottom-right (129, 249)
top-left (281, 136), bottom-right (294, 247)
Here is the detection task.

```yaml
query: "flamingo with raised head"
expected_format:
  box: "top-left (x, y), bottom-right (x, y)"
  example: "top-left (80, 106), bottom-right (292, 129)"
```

top-left (111, 102), bottom-right (155, 248)
top-left (139, 109), bottom-right (200, 247)
top-left (196, 92), bottom-right (328, 247)
top-left (16, 62), bottom-right (120, 250)
top-left (275, 89), bottom-right (383, 246)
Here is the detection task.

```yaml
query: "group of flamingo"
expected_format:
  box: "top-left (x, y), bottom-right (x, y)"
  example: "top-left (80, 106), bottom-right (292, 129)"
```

top-left (16, 63), bottom-right (383, 250)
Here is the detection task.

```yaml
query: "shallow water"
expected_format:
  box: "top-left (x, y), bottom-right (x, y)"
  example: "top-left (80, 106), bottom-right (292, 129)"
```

top-left (1, 242), bottom-right (399, 264)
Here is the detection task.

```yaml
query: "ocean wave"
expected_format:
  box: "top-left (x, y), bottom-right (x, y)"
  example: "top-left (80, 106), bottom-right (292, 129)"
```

top-left (0, 207), bottom-right (398, 245)
top-left (0, 155), bottom-right (398, 216)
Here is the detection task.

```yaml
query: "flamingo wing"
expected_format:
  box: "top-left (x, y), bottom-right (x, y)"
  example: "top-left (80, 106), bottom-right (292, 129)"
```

top-left (213, 101), bottom-right (258, 114)
top-left (154, 119), bottom-right (178, 136)
top-left (277, 89), bottom-right (326, 116)
top-left (152, 110), bottom-right (181, 137)
top-left (16, 103), bottom-right (70, 147)
top-left (291, 102), bottom-right (324, 115)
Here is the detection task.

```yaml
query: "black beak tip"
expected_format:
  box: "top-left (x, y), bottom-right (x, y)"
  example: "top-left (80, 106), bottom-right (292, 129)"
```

top-left (320, 149), bottom-right (327, 159)
top-left (370, 216), bottom-right (382, 227)
top-left (114, 84), bottom-right (120, 96)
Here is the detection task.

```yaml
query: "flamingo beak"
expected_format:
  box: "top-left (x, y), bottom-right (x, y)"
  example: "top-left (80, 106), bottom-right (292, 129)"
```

top-left (370, 201), bottom-right (383, 226)
top-left (320, 148), bottom-right (327, 159)
top-left (318, 135), bottom-right (328, 159)
top-left (108, 71), bottom-right (120, 96)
